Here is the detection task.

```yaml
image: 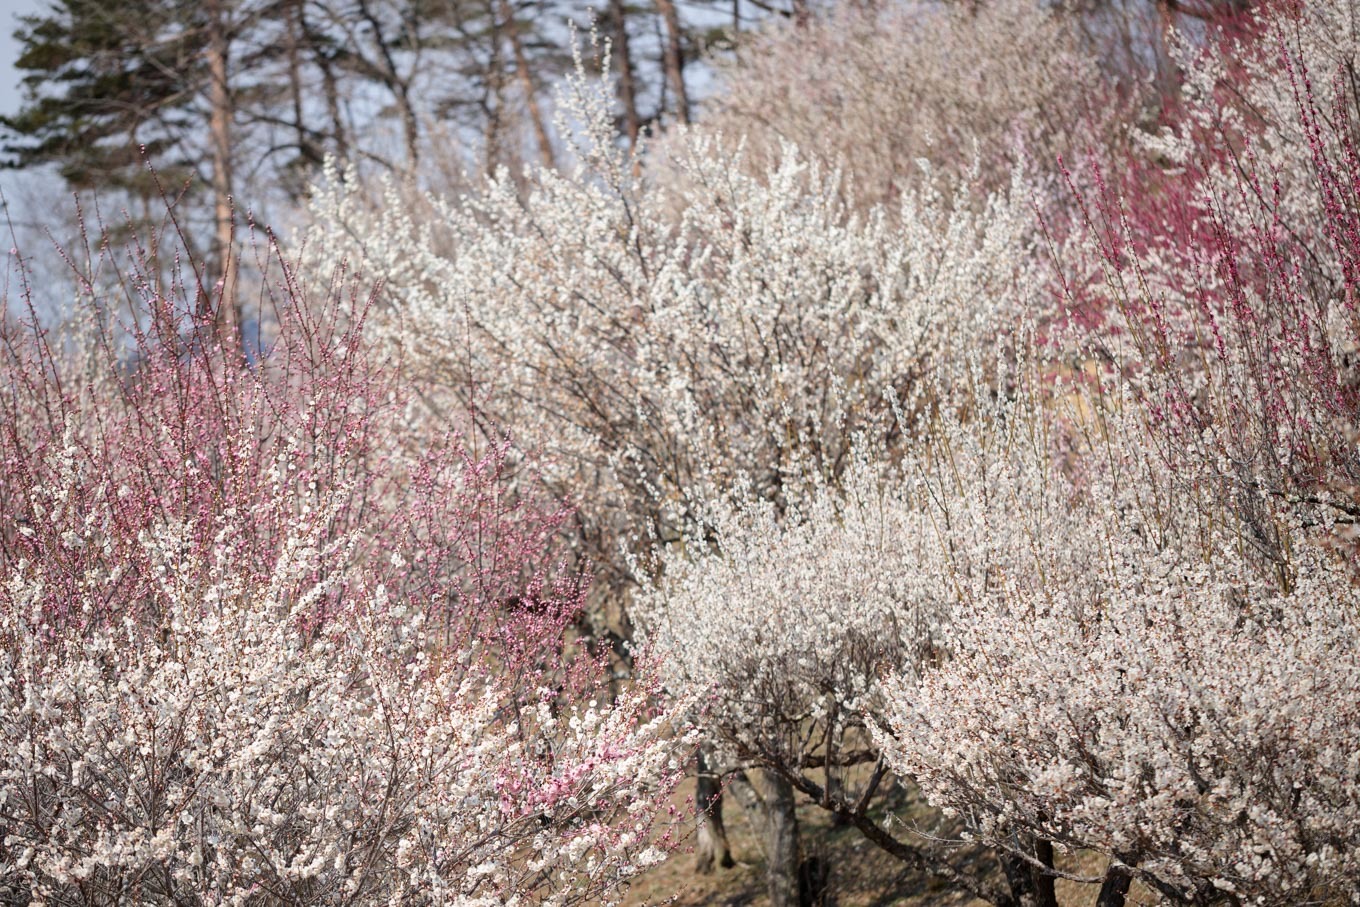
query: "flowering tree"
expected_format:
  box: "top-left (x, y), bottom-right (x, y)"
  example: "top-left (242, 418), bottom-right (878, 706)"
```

top-left (633, 333), bottom-right (1147, 905)
top-left (634, 434), bottom-right (1010, 906)
top-left (688, 0), bottom-right (1128, 209)
top-left (1080, 0), bottom-right (1360, 559)
top-left (872, 363), bottom-right (1360, 906)
top-left (0, 486), bottom-right (680, 904)
top-left (302, 55), bottom-right (1042, 902)
top-left (0, 227), bottom-right (687, 905)
top-left (302, 57), bottom-right (1040, 597)
top-left (647, 287), bottom-right (1360, 907)
top-left (866, 5), bottom-right (1360, 903)
top-left (287, 8), bottom-right (1360, 906)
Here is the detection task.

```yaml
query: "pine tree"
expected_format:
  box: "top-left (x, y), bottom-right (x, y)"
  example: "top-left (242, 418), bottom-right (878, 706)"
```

top-left (2, 0), bottom-right (211, 199)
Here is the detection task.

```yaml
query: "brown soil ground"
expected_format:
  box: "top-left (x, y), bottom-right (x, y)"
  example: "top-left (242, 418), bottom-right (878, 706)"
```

top-left (620, 773), bottom-right (1161, 907)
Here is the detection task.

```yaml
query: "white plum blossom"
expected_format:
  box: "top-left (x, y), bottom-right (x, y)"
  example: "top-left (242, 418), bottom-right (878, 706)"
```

top-left (301, 62), bottom-right (1040, 585)
top-left (0, 441), bottom-right (685, 906)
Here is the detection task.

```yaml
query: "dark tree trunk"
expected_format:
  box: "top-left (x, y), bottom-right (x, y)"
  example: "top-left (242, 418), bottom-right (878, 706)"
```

top-left (762, 771), bottom-right (801, 907)
top-left (798, 853), bottom-right (830, 906)
top-left (999, 839), bottom-right (1058, 907)
top-left (609, 0), bottom-right (641, 149)
top-left (285, 0), bottom-right (308, 165)
top-left (355, 0), bottom-right (419, 169)
top-left (205, 0), bottom-right (239, 345)
top-left (1096, 865), bottom-right (1132, 907)
top-left (496, 0), bottom-right (554, 169)
top-left (694, 747), bottom-right (734, 873)
top-left (481, 0), bottom-right (506, 176)
top-left (653, 0), bottom-right (690, 124)
top-left (1033, 839), bottom-right (1058, 907)
top-left (1001, 853), bottom-right (1040, 907)
top-left (310, 24), bottom-right (349, 166)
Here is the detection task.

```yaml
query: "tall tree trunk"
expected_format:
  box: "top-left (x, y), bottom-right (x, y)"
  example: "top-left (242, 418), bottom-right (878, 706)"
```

top-left (610, 0), bottom-right (641, 149)
top-left (1152, 0), bottom-right (1181, 104)
top-left (761, 771), bottom-right (800, 907)
top-left (284, 0), bottom-right (317, 181)
top-left (482, 0), bottom-right (506, 177)
top-left (205, 0), bottom-right (239, 346)
top-left (694, 746), bottom-right (734, 873)
top-left (311, 28), bottom-right (349, 166)
top-left (1001, 853), bottom-right (1040, 907)
top-left (1095, 864), bottom-right (1132, 907)
top-left (997, 842), bottom-right (1058, 907)
top-left (496, 0), bottom-right (554, 169)
top-left (1033, 839), bottom-right (1058, 907)
top-left (653, 0), bottom-right (690, 124)
top-left (356, 0), bottom-right (420, 169)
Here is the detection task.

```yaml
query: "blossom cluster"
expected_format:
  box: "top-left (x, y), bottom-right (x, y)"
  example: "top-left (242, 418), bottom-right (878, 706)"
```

top-left (23, 2), bottom-right (1349, 905)
top-left (0, 489), bottom-right (678, 905)
top-left (0, 234), bottom-right (686, 905)
top-left (689, 0), bottom-right (1127, 207)
top-left (631, 1), bottom-right (1360, 901)
top-left (871, 362), bottom-right (1360, 904)
top-left (302, 59), bottom-right (1040, 588)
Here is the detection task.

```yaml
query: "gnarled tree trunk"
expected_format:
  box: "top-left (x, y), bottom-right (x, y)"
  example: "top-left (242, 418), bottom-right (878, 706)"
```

top-left (694, 746), bottom-right (734, 873)
top-left (761, 770), bottom-right (800, 907)
top-left (1095, 864), bottom-right (1132, 907)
